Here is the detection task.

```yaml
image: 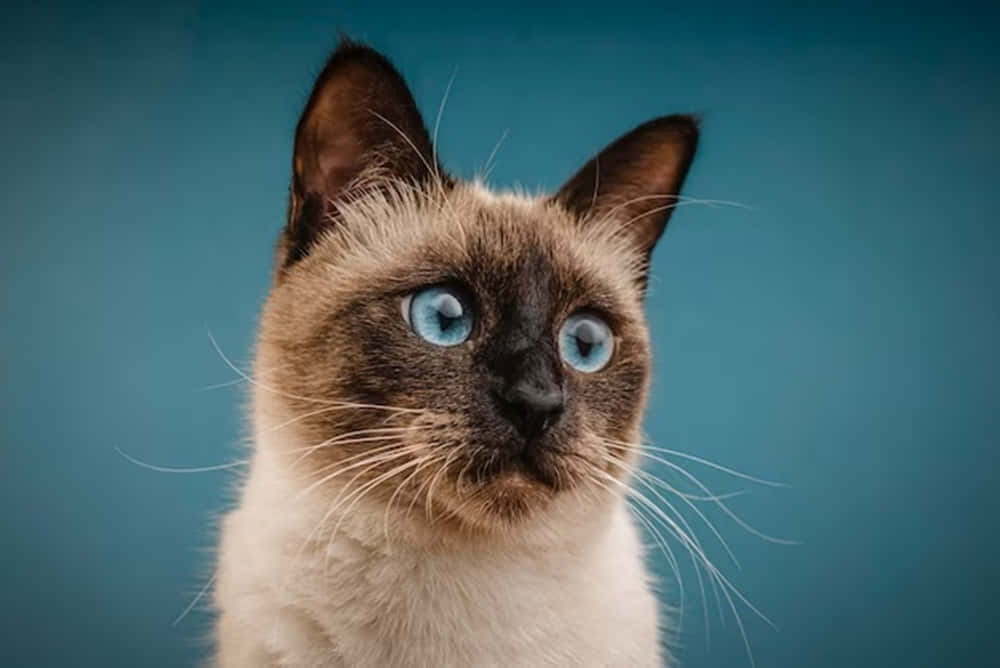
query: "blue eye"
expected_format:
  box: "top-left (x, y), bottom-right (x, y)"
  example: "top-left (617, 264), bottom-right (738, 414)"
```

top-left (559, 313), bottom-right (613, 372)
top-left (403, 285), bottom-right (474, 346)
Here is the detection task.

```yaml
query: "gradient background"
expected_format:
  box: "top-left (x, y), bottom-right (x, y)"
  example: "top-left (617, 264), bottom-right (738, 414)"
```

top-left (2, 1), bottom-right (998, 666)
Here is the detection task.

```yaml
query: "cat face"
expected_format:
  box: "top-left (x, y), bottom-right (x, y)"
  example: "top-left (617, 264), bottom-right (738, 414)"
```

top-left (254, 41), bottom-right (697, 533)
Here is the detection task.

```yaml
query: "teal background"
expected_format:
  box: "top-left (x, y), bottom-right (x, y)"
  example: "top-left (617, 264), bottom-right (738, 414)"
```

top-left (2, 1), bottom-right (997, 666)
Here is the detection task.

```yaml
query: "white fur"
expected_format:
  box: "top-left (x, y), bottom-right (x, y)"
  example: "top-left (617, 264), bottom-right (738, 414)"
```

top-left (215, 424), bottom-right (663, 667)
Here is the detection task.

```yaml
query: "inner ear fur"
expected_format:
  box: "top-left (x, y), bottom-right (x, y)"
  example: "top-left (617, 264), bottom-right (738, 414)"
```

top-left (280, 40), bottom-right (445, 271)
top-left (553, 115), bottom-right (699, 274)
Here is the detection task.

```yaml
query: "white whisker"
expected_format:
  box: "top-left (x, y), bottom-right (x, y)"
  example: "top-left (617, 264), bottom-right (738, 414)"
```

top-left (590, 465), bottom-right (775, 667)
top-left (265, 403), bottom-right (412, 435)
top-left (292, 441), bottom-right (417, 503)
top-left (597, 450), bottom-right (741, 568)
top-left (287, 426), bottom-right (425, 466)
top-left (622, 445), bottom-right (798, 546)
top-left (172, 574), bottom-right (215, 626)
top-left (480, 128), bottom-right (510, 182)
top-left (431, 66), bottom-right (458, 186)
top-left (115, 446), bottom-right (247, 474)
top-left (323, 455), bottom-right (431, 569)
top-left (207, 329), bottom-right (422, 412)
top-left (629, 441), bottom-right (786, 488)
top-left (383, 452), bottom-right (442, 543)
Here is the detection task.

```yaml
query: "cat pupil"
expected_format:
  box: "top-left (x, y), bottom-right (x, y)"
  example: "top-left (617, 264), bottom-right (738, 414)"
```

top-left (575, 321), bottom-right (600, 357)
top-left (434, 295), bottom-right (462, 331)
top-left (437, 311), bottom-right (457, 331)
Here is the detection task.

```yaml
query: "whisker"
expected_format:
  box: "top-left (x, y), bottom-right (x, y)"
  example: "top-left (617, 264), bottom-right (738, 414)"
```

top-left (265, 404), bottom-right (413, 435)
top-left (366, 110), bottom-right (440, 186)
top-left (282, 444), bottom-right (424, 594)
top-left (596, 192), bottom-right (755, 223)
top-left (626, 461), bottom-right (735, 626)
top-left (292, 441), bottom-right (417, 503)
top-left (363, 109), bottom-right (470, 241)
top-left (383, 452), bottom-right (443, 543)
top-left (323, 455), bottom-right (431, 569)
top-left (194, 378), bottom-right (246, 392)
top-left (625, 462), bottom-right (733, 631)
top-left (590, 155), bottom-right (601, 214)
top-left (407, 452), bottom-right (446, 521)
top-left (582, 461), bottom-right (708, 643)
top-left (429, 447), bottom-right (486, 526)
top-left (454, 445), bottom-right (482, 493)
top-left (613, 443), bottom-right (799, 546)
top-left (431, 67), bottom-right (458, 187)
top-left (680, 489), bottom-right (750, 503)
top-left (592, 468), bottom-right (776, 627)
top-left (195, 362), bottom-right (297, 392)
top-left (424, 445), bottom-right (461, 520)
top-left (618, 481), bottom-right (765, 666)
top-left (627, 499), bottom-right (702, 641)
top-left (115, 446), bottom-right (248, 474)
top-left (615, 201), bottom-right (710, 232)
top-left (607, 437), bottom-right (786, 487)
top-left (704, 555), bottom-right (758, 668)
top-left (172, 573), bottom-right (215, 626)
top-left (480, 128), bottom-right (510, 182)
top-left (207, 330), bottom-right (422, 412)
top-left (596, 450), bottom-right (741, 569)
top-left (604, 453), bottom-right (734, 632)
top-left (589, 472), bottom-right (685, 608)
top-left (287, 426), bottom-right (425, 466)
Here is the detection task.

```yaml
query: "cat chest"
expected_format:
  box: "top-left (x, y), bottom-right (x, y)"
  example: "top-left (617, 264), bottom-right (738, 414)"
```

top-left (297, 550), bottom-right (610, 664)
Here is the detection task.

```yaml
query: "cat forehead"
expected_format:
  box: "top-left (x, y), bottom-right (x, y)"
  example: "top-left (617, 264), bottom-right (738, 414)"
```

top-left (290, 180), bottom-right (647, 314)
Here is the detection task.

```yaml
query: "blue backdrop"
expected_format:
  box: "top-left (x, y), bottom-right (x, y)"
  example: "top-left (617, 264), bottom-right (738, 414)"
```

top-left (2, 2), bottom-right (997, 666)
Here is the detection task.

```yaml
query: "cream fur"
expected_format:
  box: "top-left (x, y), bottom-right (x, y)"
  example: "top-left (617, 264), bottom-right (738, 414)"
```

top-left (215, 422), bottom-right (663, 667)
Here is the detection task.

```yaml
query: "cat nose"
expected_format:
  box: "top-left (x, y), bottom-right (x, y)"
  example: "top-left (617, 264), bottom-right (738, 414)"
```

top-left (494, 378), bottom-right (565, 439)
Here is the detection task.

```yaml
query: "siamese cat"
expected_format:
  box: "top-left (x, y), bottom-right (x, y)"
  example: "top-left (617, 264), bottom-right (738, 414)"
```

top-left (214, 40), bottom-right (698, 667)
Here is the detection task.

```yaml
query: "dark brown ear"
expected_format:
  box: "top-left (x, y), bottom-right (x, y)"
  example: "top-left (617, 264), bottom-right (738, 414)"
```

top-left (553, 115), bottom-right (698, 278)
top-left (280, 40), bottom-right (442, 270)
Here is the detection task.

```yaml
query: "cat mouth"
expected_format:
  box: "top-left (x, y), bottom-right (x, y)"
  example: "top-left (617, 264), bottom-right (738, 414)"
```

top-left (474, 444), bottom-right (569, 491)
top-left (443, 444), bottom-right (583, 526)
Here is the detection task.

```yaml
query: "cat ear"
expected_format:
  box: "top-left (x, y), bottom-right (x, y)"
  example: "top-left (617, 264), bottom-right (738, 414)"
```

top-left (281, 40), bottom-right (442, 269)
top-left (553, 115), bottom-right (698, 280)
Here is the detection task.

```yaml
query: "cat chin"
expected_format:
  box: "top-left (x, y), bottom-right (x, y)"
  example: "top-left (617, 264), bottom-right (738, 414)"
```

top-left (473, 445), bottom-right (567, 488)
top-left (434, 458), bottom-right (604, 533)
top-left (397, 435), bottom-right (624, 535)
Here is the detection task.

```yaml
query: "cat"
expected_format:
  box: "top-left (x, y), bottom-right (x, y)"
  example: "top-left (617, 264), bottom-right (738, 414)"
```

top-left (214, 39), bottom-right (698, 667)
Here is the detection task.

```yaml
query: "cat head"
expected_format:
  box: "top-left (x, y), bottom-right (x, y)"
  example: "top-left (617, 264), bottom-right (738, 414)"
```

top-left (255, 41), bottom-right (697, 537)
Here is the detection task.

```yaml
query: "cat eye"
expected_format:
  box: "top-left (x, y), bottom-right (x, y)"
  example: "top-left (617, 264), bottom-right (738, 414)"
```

top-left (558, 313), bottom-right (614, 372)
top-left (402, 285), bottom-right (474, 347)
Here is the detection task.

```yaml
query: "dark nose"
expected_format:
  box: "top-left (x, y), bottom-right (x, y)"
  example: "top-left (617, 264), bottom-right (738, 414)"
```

top-left (494, 378), bottom-right (565, 439)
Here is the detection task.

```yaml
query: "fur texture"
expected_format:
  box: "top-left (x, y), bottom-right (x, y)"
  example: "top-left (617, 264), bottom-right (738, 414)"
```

top-left (214, 40), bottom-right (697, 667)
